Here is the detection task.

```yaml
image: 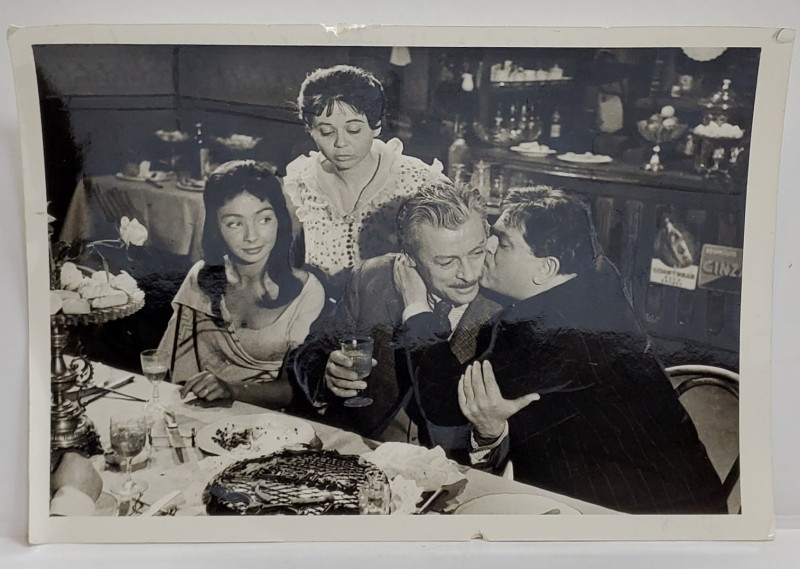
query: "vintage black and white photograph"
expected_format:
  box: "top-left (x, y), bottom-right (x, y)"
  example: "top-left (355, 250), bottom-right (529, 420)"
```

top-left (11, 25), bottom-right (790, 543)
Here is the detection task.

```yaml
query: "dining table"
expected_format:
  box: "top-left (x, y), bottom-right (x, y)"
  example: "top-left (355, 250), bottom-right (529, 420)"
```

top-left (77, 363), bottom-right (616, 517)
top-left (60, 174), bottom-right (206, 262)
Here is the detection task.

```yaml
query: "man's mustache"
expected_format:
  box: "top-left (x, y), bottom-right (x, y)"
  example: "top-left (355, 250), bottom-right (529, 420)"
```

top-left (451, 280), bottom-right (479, 290)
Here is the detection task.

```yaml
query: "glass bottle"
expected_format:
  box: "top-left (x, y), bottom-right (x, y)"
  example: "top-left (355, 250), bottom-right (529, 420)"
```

top-left (519, 103), bottom-right (529, 138)
top-left (447, 121), bottom-right (471, 181)
top-left (549, 108), bottom-right (562, 140)
top-left (508, 104), bottom-right (518, 134)
top-left (494, 104), bottom-right (504, 130)
top-left (193, 122), bottom-right (210, 181)
top-left (471, 160), bottom-right (492, 203)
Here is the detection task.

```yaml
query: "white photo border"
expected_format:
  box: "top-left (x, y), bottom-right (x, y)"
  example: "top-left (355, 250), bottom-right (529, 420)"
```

top-left (10, 24), bottom-right (792, 543)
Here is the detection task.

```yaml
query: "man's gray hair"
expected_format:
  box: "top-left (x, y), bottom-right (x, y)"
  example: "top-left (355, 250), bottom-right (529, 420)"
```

top-left (396, 180), bottom-right (487, 255)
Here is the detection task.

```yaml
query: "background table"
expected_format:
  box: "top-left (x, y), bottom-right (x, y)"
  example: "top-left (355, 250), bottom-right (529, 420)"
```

top-left (82, 367), bottom-right (615, 516)
top-left (60, 175), bottom-right (206, 262)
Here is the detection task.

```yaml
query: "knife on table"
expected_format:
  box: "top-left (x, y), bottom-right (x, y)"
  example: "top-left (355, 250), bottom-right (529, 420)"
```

top-left (164, 410), bottom-right (187, 463)
top-left (140, 490), bottom-right (182, 517)
top-left (80, 376), bottom-right (146, 405)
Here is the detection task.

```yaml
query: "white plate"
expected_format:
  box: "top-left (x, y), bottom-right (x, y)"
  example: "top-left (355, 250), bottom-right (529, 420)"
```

top-left (510, 146), bottom-right (556, 156)
top-left (454, 493), bottom-right (582, 515)
top-left (115, 171), bottom-right (170, 183)
top-left (196, 413), bottom-right (316, 457)
top-left (557, 152), bottom-right (613, 164)
top-left (176, 179), bottom-right (206, 192)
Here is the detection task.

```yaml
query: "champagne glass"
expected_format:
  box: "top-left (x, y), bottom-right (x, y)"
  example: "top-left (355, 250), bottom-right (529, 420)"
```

top-left (141, 349), bottom-right (169, 414)
top-left (358, 470), bottom-right (390, 515)
top-left (109, 413), bottom-right (149, 499)
top-left (339, 335), bottom-right (374, 408)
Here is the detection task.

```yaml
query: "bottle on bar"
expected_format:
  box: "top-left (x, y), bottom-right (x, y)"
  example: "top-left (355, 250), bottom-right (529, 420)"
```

top-left (447, 117), bottom-right (471, 182)
top-left (193, 122), bottom-right (210, 181)
top-left (549, 108), bottom-right (562, 141)
top-left (519, 103), bottom-right (529, 136)
top-left (494, 103), bottom-right (505, 130)
top-left (490, 103), bottom-right (505, 145)
top-left (526, 102), bottom-right (542, 142)
top-left (508, 104), bottom-right (518, 134)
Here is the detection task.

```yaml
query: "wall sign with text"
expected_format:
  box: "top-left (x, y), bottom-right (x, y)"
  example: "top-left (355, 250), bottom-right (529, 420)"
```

top-left (698, 244), bottom-right (743, 293)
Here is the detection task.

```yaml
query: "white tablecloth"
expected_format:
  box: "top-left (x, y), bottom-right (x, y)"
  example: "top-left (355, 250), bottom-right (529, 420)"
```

top-left (81, 366), bottom-right (615, 516)
top-left (60, 175), bottom-right (206, 262)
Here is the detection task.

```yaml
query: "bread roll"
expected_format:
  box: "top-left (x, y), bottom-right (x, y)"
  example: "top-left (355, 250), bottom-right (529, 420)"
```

top-left (79, 280), bottom-right (116, 300)
top-left (90, 293), bottom-right (128, 309)
top-left (52, 289), bottom-right (80, 301)
top-left (109, 270), bottom-right (139, 296)
top-left (62, 298), bottom-right (91, 314)
top-left (60, 262), bottom-right (86, 291)
top-left (50, 292), bottom-right (63, 316)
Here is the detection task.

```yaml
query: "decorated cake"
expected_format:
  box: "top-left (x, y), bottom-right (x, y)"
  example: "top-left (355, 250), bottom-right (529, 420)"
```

top-left (204, 448), bottom-right (388, 516)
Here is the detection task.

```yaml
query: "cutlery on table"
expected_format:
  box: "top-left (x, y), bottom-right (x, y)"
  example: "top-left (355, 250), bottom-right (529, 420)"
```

top-left (415, 488), bottom-right (445, 515)
top-left (164, 410), bottom-right (187, 463)
top-left (140, 490), bottom-right (182, 517)
top-left (81, 376), bottom-right (147, 405)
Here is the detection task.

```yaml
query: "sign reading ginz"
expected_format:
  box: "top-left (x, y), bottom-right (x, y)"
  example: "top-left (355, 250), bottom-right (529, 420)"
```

top-left (697, 244), bottom-right (743, 293)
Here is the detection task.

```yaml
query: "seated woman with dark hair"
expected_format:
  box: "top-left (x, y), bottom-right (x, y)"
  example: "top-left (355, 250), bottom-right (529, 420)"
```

top-left (158, 160), bottom-right (326, 408)
top-left (284, 64), bottom-right (446, 297)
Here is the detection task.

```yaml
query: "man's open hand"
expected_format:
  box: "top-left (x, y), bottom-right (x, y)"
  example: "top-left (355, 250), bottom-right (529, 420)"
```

top-left (457, 360), bottom-right (540, 440)
top-left (393, 253), bottom-right (428, 309)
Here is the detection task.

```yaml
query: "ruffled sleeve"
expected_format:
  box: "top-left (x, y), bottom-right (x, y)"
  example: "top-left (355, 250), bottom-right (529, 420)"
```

top-left (283, 152), bottom-right (323, 225)
top-left (384, 137), bottom-right (446, 182)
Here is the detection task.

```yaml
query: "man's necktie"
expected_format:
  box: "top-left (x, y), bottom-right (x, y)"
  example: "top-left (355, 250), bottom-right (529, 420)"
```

top-left (431, 299), bottom-right (454, 336)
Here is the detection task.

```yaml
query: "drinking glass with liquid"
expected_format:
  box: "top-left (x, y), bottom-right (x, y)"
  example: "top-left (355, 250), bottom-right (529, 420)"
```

top-left (140, 349), bottom-right (169, 415)
top-left (109, 413), bottom-right (149, 499)
top-left (358, 470), bottom-right (391, 515)
top-left (339, 335), bottom-right (374, 408)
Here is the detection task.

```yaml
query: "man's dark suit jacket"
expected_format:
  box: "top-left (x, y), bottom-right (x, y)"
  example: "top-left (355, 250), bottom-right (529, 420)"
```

top-left (417, 257), bottom-right (728, 514)
top-left (289, 253), bottom-right (500, 441)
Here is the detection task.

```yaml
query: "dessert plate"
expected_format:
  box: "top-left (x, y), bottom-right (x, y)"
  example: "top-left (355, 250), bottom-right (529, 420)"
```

top-left (557, 152), bottom-right (613, 164)
top-left (454, 493), bottom-right (582, 515)
top-left (196, 413), bottom-right (315, 457)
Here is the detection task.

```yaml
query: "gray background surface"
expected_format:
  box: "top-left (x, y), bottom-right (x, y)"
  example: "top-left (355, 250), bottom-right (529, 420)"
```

top-left (1, 0), bottom-right (798, 565)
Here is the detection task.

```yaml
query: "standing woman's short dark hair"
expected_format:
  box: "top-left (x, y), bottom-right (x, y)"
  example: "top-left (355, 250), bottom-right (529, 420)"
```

top-left (199, 160), bottom-right (302, 316)
top-left (297, 64), bottom-right (386, 130)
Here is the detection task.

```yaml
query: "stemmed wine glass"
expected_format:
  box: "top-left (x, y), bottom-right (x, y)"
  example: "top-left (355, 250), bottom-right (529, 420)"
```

top-left (109, 413), bottom-right (149, 499)
top-left (339, 335), bottom-right (374, 408)
top-left (140, 349), bottom-right (169, 414)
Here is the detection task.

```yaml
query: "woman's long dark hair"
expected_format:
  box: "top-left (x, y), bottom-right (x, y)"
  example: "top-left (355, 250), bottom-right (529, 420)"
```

top-left (198, 160), bottom-right (302, 318)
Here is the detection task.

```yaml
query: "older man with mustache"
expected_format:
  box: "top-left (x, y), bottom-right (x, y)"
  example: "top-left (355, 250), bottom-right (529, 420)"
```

top-left (290, 181), bottom-right (500, 448)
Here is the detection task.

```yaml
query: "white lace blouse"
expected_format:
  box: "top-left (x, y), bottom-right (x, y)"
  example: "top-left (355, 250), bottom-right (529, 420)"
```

top-left (283, 138), bottom-right (445, 291)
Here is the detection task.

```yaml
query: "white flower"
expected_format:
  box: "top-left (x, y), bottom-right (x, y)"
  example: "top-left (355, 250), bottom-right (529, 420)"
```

top-left (119, 217), bottom-right (148, 247)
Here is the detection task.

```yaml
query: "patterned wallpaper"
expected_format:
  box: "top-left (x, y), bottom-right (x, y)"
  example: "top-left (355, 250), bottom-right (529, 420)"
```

top-left (178, 45), bottom-right (349, 108)
top-left (34, 45), bottom-right (175, 96)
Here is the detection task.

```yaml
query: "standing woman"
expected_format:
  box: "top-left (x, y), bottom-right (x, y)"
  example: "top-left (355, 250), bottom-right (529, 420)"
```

top-left (158, 160), bottom-right (326, 407)
top-left (284, 64), bottom-right (447, 297)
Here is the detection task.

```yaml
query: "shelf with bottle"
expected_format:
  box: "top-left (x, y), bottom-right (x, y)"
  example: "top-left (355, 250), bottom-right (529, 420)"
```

top-left (488, 78), bottom-right (573, 91)
top-left (473, 101), bottom-right (545, 149)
